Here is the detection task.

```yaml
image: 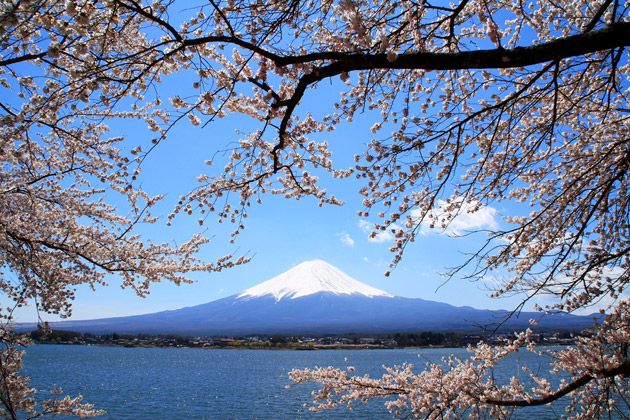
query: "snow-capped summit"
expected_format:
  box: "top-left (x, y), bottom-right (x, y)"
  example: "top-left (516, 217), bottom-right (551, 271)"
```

top-left (36, 259), bottom-right (601, 335)
top-left (237, 259), bottom-right (394, 301)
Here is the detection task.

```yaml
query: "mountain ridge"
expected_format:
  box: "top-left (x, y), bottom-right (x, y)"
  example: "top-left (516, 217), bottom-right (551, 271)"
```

top-left (18, 260), bottom-right (602, 335)
top-left (236, 259), bottom-right (393, 301)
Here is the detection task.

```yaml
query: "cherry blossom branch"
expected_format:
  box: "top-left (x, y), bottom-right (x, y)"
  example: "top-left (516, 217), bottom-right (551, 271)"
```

top-left (270, 22), bottom-right (629, 68)
top-left (269, 23), bottom-right (628, 168)
top-left (486, 359), bottom-right (630, 407)
top-left (0, 52), bottom-right (47, 67)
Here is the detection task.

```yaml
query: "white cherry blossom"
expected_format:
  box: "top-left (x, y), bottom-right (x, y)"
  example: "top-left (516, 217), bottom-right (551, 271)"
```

top-left (1, 0), bottom-right (628, 416)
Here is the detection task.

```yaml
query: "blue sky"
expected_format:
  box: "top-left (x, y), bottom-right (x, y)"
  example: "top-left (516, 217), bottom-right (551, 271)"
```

top-left (11, 70), bottom-right (539, 323)
top-left (13, 77), bottom-right (534, 323)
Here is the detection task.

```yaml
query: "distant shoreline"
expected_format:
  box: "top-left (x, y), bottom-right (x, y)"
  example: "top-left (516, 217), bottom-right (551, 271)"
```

top-left (33, 341), bottom-right (575, 351)
top-left (34, 341), bottom-right (407, 350)
top-left (29, 329), bottom-right (582, 350)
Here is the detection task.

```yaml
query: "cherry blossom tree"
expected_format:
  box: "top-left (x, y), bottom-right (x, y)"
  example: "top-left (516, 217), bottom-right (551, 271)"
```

top-left (1, 0), bottom-right (628, 417)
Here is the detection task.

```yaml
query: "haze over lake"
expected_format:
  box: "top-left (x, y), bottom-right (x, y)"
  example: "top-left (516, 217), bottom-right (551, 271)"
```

top-left (25, 344), bottom-right (575, 419)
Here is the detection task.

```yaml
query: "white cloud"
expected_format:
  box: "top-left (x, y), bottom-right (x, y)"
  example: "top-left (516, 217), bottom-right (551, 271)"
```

top-left (355, 198), bottom-right (498, 244)
top-left (483, 267), bottom-right (628, 315)
top-left (414, 199), bottom-right (499, 236)
top-left (572, 295), bottom-right (629, 315)
top-left (530, 292), bottom-right (627, 315)
top-left (358, 219), bottom-right (371, 231)
top-left (480, 274), bottom-right (505, 290)
top-left (339, 232), bottom-right (355, 247)
top-left (358, 219), bottom-right (402, 243)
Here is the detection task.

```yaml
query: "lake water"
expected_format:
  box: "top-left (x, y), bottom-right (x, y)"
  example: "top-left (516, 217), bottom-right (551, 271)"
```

top-left (21, 345), bottom-right (587, 418)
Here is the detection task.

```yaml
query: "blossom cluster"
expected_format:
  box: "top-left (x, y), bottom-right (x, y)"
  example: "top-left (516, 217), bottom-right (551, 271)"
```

top-left (291, 300), bottom-right (629, 418)
top-left (1, 0), bottom-right (627, 416)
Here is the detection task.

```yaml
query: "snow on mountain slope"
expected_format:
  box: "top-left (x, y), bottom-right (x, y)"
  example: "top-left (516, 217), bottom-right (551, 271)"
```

top-left (25, 260), bottom-right (602, 335)
top-left (237, 259), bottom-right (394, 301)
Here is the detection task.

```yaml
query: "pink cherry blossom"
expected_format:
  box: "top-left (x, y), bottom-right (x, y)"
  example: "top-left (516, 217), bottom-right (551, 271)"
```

top-left (1, 0), bottom-right (627, 416)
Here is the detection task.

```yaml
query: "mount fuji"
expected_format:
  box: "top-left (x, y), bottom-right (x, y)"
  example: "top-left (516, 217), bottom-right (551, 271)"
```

top-left (35, 260), bottom-right (600, 335)
top-left (237, 259), bottom-right (393, 300)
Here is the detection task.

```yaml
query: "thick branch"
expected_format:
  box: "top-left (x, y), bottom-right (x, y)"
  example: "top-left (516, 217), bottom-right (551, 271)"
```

top-left (0, 52), bottom-right (47, 67)
top-left (278, 22), bottom-right (629, 70)
top-left (269, 22), bottom-right (628, 170)
top-left (485, 359), bottom-right (630, 407)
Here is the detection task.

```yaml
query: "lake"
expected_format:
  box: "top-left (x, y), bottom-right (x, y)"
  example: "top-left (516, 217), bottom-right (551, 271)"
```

top-left (21, 345), bottom-right (585, 418)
